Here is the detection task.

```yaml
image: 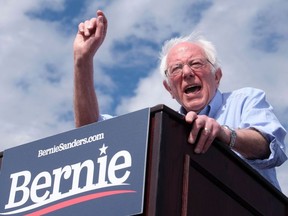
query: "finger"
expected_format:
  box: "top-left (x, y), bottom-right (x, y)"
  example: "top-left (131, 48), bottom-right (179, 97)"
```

top-left (97, 10), bottom-right (107, 23)
top-left (84, 20), bottom-right (91, 36)
top-left (203, 127), bottom-right (211, 136)
top-left (195, 126), bottom-right (215, 153)
top-left (201, 136), bottom-right (214, 153)
top-left (194, 128), bottom-right (210, 153)
top-left (187, 117), bottom-right (205, 144)
top-left (188, 131), bottom-right (196, 144)
top-left (185, 111), bottom-right (197, 124)
top-left (78, 22), bottom-right (85, 33)
top-left (188, 126), bottom-right (202, 144)
top-left (97, 10), bottom-right (108, 33)
top-left (88, 18), bottom-right (97, 29)
top-left (94, 13), bottom-right (108, 41)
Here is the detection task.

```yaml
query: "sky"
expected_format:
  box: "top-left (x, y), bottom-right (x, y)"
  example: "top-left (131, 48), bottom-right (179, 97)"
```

top-left (0, 0), bottom-right (288, 196)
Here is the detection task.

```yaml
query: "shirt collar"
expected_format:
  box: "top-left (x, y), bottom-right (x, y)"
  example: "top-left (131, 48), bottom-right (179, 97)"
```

top-left (207, 90), bottom-right (222, 118)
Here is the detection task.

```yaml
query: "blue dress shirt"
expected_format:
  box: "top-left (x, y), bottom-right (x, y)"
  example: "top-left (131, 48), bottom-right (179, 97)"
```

top-left (180, 87), bottom-right (287, 190)
top-left (99, 87), bottom-right (287, 190)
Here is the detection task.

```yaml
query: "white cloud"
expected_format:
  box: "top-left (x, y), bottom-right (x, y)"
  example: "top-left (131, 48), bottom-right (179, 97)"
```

top-left (0, 0), bottom-right (74, 150)
top-left (116, 69), bottom-right (179, 115)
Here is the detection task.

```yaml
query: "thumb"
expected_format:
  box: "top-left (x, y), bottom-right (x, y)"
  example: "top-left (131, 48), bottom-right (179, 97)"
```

top-left (94, 13), bottom-right (108, 45)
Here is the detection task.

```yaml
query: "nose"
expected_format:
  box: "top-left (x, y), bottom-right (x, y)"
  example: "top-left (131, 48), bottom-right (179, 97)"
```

top-left (182, 64), bottom-right (195, 78)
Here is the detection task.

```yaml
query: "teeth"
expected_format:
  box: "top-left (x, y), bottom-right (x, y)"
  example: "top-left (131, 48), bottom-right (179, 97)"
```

top-left (185, 86), bottom-right (200, 94)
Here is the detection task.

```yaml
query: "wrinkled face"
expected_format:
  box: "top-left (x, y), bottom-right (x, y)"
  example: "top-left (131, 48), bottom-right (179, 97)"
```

top-left (163, 42), bottom-right (222, 113)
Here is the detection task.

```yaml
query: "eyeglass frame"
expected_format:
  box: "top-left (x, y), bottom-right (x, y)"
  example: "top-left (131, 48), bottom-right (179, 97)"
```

top-left (164, 58), bottom-right (215, 77)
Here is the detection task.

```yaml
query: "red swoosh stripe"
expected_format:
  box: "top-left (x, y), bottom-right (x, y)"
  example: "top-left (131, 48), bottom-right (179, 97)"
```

top-left (25, 190), bottom-right (136, 216)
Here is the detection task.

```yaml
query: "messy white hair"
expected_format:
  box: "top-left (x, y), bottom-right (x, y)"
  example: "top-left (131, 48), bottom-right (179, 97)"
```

top-left (159, 32), bottom-right (220, 79)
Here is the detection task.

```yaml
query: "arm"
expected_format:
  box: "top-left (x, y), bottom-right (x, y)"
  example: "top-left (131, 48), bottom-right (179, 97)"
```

top-left (185, 112), bottom-right (270, 159)
top-left (73, 10), bottom-right (108, 127)
top-left (222, 127), bottom-right (270, 159)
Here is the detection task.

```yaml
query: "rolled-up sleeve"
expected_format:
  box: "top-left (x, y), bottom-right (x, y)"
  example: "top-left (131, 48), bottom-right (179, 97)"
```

top-left (238, 88), bottom-right (287, 169)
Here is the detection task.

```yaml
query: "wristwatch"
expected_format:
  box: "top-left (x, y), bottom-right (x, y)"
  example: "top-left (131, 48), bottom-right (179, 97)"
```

top-left (222, 125), bottom-right (237, 149)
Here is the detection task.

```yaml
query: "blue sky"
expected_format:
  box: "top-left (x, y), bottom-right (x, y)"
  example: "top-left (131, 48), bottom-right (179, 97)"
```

top-left (0, 0), bottom-right (288, 195)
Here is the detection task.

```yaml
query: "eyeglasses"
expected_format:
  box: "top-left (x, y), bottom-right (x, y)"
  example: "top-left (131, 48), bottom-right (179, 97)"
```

top-left (165, 58), bottom-right (214, 77)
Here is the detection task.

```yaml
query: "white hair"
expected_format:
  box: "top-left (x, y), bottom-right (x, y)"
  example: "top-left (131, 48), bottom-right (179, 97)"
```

top-left (159, 32), bottom-right (221, 79)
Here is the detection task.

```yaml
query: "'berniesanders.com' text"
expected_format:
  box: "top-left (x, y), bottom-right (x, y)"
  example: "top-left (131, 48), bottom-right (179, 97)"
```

top-left (38, 132), bottom-right (104, 158)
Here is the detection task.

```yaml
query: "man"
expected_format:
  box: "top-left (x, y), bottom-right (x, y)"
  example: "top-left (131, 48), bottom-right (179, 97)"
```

top-left (73, 10), bottom-right (287, 190)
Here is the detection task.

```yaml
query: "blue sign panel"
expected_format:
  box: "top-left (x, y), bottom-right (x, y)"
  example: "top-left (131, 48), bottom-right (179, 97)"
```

top-left (0, 108), bottom-right (150, 216)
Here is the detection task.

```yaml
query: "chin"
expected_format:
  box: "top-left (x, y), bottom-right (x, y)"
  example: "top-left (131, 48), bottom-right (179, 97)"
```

top-left (184, 102), bottom-right (206, 113)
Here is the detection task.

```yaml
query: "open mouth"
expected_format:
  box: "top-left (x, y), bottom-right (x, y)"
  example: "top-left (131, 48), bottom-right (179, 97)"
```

top-left (184, 85), bottom-right (201, 94)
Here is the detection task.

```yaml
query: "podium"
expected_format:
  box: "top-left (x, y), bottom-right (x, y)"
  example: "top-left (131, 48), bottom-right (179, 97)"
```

top-left (0, 104), bottom-right (288, 216)
top-left (142, 105), bottom-right (288, 216)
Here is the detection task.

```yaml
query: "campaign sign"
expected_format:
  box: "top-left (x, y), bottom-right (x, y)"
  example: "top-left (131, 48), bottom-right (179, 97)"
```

top-left (0, 108), bottom-right (150, 216)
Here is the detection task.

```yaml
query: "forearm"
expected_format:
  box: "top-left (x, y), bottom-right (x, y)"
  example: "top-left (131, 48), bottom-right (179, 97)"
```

top-left (74, 57), bottom-right (99, 127)
top-left (72, 10), bottom-right (108, 127)
top-left (222, 127), bottom-right (270, 159)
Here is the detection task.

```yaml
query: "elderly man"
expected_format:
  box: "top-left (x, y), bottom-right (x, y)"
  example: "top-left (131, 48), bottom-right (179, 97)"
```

top-left (73, 10), bottom-right (287, 190)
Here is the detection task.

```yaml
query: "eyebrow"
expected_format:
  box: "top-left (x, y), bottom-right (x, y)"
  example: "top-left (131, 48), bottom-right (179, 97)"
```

top-left (168, 58), bottom-right (205, 65)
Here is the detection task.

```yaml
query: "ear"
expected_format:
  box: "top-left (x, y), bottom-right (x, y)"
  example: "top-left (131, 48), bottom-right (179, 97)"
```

top-left (214, 68), bottom-right (222, 87)
top-left (163, 80), bottom-right (175, 99)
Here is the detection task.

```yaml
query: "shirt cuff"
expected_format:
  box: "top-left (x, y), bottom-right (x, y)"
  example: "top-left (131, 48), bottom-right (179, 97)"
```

top-left (98, 114), bottom-right (114, 121)
top-left (242, 138), bottom-right (287, 169)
